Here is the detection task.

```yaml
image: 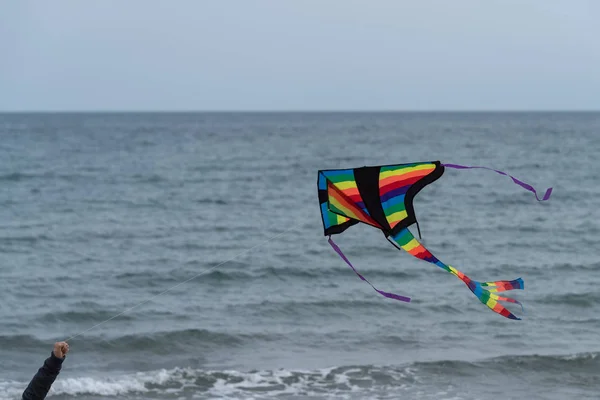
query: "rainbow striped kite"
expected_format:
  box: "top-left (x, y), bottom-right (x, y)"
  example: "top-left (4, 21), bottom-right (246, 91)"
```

top-left (317, 161), bottom-right (552, 320)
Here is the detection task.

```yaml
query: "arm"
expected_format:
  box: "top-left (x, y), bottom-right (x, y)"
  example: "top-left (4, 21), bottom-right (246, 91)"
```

top-left (22, 342), bottom-right (69, 400)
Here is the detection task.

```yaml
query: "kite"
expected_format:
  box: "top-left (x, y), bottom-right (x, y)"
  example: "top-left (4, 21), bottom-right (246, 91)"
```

top-left (317, 161), bottom-right (552, 320)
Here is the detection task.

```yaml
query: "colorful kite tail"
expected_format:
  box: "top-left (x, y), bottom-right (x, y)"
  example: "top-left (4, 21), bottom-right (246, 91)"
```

top-left (446, 266), bottom-right (525, 320)
top-left (389, 228), bottom-right (525, 320)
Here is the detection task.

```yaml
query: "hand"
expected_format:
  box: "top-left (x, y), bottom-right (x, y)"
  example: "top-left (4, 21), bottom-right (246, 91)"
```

top-left (53, 342), bottom-right (69, 358)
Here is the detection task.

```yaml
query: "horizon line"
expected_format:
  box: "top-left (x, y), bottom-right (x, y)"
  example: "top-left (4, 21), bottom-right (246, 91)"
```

top-left (1, 109), bottom-right (599, 114)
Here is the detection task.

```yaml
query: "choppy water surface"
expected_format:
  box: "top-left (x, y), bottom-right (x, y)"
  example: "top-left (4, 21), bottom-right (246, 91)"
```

top-left (1, 112), bottom-right (599, 399)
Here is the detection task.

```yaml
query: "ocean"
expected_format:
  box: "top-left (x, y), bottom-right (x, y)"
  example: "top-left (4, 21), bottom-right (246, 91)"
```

top-left (1, 112), bottom-right (598, 399)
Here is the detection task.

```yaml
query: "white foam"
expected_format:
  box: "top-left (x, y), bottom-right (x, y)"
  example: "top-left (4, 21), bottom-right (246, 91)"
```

top-left (0, 364), bottom-right (442, 400)
top-left (0, 380), bottom-right (26, 400)
top-left (0, 369), bottom-right (171, 399)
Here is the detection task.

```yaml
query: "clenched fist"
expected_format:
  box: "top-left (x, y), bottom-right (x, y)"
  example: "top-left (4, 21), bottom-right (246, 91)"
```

top-left (53, 342), bottom-right (69, 359)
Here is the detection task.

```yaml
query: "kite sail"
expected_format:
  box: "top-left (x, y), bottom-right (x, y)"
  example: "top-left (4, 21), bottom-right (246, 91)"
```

top-left (317, 161), bottom-right (552, 320)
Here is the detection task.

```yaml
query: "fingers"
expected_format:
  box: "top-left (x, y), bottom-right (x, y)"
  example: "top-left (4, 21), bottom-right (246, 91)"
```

top-left (53, 341), bottom-right (70, 357)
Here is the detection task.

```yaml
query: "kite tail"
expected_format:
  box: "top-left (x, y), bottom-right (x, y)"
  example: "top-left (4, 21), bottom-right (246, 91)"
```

top-left (327, 237), bottom-right (411, 303)
top-left (442, 163), bottom-right (552, 202)
top-left (388, 228), bottom-right (524, 320)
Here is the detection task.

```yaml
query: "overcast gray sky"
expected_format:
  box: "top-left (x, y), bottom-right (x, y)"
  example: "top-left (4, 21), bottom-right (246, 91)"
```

top-left (1, 0), bottom-right (598, 111)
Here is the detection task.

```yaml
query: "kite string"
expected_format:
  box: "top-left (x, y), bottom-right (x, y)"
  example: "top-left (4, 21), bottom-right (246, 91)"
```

top-left (63, 224), bottom-right (299, 343)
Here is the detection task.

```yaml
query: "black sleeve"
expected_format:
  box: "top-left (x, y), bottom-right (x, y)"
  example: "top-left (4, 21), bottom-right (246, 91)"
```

top-left (21, 352), bottom-right (65, 400)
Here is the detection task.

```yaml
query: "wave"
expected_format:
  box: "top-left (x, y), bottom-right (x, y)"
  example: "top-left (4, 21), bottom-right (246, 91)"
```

top-left (108, 263), bottom-right (419, 290)
top-left (482, 261), bottom-right (600, 282)
top-left (0, 171), bottom-right (93, 183)
top-left (194, 197), bottom-right (229, 205)
top-left (541, 292), bottom-right (600, 308)
top-left (130, 173), bottom-right (165, 183)
top-left (225, 298), bottom-right (420, 319)
top-left (99, 329), bottom-right (261, 353)
top-left (0, 172), bottom-right (42, 182)
top-left (1, 353), bottom-right (598, 400)
top-left (0, 234), bottom-right (53, 244)
top-left (38, 309), bottom-right (137, 324)
top-left (413, 352), bottom-right (600, 375)
top-left (0, 324), bottom-right (422, 358)
top-left (224, 297), bottom-right (468, 320)
top-left (0, 329), bottom-right (276, 356)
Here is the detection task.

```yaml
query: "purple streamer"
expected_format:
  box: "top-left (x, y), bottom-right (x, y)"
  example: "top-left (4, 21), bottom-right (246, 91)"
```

top-left (328, 237), bottom-right (411, 303)
top-left (442, 163), bottom-right (553, 201)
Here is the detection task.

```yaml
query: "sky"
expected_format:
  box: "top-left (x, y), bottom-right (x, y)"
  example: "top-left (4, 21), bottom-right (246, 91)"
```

top-left (1, 0), bottom-right (599, 111)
